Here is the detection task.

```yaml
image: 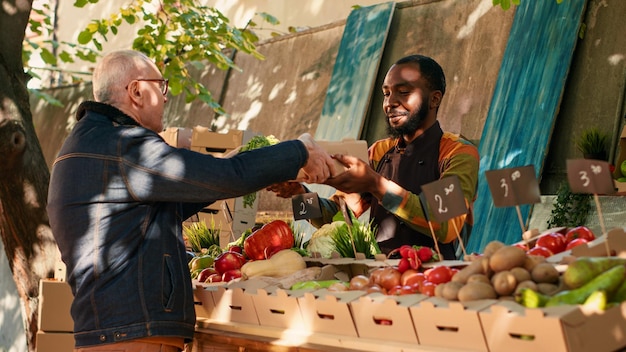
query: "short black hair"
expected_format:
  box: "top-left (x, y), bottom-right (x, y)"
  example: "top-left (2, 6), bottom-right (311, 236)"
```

top-left (395, 55), bottom-right (446, 96)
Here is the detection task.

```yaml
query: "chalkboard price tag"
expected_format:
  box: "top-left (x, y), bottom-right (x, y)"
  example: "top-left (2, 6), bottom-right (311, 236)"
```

top-left (566, 159), bottom-right (616, 195)
top-left (292, 192), bottom-right (322, 220)
top-left (485, 165), bottom-right (541, 207)
top-left (421, 175), bottom-right (468, 222)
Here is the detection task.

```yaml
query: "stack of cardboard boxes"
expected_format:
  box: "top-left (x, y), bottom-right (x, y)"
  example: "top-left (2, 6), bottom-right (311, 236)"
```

top-left (36, 279), bottom-right (74, 351)
top-left (160, 126), bottom-right (259, 247)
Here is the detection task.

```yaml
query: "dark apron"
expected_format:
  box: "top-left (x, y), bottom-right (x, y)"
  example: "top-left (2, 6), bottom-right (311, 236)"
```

top-left (370, 124), bottom-right (456, 259)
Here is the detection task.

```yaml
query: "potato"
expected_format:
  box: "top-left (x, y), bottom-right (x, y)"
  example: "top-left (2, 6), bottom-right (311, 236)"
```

top-left (457, 281), bottom-right (497, 302)
top-left (510, 267), bottom-right (531, 283)
top-left (441, 281), bottom-right (464, 301)
top-left (491, 270), bottom-right (517, 296)
top-left (524, 255), bottom-right (546, 272)
top-left (531, 262), bottom-right (560, 284)
top-left (434, 282), bottom-right (446, 298)
top-left (537, 282), bottom-right (560, 295)
top-left (514, 280), bottom-right (538, 295)
top-left (452, 256), bottom-right (490, 284)
top-left (489, 246), bottom-right (527, 272)
top-left (467, 273), bottom-right (491, 285)
top-left (483, 240), bottom-right (506, 257)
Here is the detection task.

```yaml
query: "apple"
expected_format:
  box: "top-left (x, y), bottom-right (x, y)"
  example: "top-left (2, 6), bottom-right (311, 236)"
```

top-left (222, 269), bottom-right (242, 282)
top-left (197, 267), bottom-right (218, 283)
top-left (621, 160), bottom-right (626, 177)
top-left (214, 251), bottom-right (246, 274)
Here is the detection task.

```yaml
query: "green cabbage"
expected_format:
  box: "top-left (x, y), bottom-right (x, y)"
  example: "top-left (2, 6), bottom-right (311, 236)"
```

top-left (305, 221), bottom-right (345, 258)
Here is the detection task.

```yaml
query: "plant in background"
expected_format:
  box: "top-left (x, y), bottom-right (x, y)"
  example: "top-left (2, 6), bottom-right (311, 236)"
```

top-left (576, 127), bottom-right (609, 161)
top-left (183, 220), bottom-right (221, 253)
top-left (547, 182), bottom-right (592, 228)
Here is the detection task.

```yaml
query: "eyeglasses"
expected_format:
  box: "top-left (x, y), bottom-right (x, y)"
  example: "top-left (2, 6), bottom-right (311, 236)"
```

top-left (130, 78), bottom-right (169, 96)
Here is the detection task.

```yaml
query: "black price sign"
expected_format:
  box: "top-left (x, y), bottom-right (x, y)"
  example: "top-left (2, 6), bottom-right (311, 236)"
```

top-left (291, 192), bottom-right (323, 220)
top-left (421, 175), bottom-right (468, 222)
top-left (485, 165), bottom-right (541, 207)
top-left (566, 159), bottom-right (616, 195)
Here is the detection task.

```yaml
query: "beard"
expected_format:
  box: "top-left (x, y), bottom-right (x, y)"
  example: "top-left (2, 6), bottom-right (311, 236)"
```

top-left (386, 104), bottom-right (429, 138)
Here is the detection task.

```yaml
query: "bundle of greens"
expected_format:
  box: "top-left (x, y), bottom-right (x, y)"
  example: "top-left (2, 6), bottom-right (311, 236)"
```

top-left (183, 220), bottom-right (221, 255)
top-left (239, 135), bottom-right (280, 208)
top-left (305, 212), bottom-right (380, 259)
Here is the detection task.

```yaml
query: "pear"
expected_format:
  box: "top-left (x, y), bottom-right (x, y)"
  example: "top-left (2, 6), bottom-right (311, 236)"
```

top-left (563, 257), bottom-right (626, 289)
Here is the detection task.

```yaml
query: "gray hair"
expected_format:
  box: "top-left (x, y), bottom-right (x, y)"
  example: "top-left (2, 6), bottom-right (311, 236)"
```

top-left (92, 50), bottom-right (151, 103)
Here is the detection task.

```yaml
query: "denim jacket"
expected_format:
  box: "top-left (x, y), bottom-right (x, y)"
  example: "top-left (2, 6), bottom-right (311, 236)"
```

top-left (47, 101), bottom-right (308, 347)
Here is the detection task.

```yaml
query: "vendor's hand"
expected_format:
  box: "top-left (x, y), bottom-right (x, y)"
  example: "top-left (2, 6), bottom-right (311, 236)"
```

top-left (324, 154), bottom-right (387, 199)
top-left (266, 182), bottom-right (305, 198)
top-left (296, 133), bottom-right (337, 183)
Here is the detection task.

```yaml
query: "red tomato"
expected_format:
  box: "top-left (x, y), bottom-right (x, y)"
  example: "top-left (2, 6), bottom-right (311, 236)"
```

top-left (387, 285), bottom-right (415, 296)
top-left (425, 266), bottom-right (453, 285)
top-left (401, 271), bottom-right (426, 287)
top-left (527, 246), bottom-right (553, 258)
top-left (420, 281), bottom-right (436, 296)
top-left (565, 226), bottom-right (596, 244)
top-left (565, 238), bottom-right (589, 250)
top-left (535, 232), bottom-right (567, 254)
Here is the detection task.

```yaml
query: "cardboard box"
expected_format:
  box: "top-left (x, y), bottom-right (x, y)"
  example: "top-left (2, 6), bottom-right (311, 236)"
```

top-left (251, 288), bottom-right (307, 330)
top-left (36, 331), bottom-right (74, 352)
top-left (193, 284), bottom-right (216, 320)
top-left (195, 197), bottom-right (258, 248)
top-left (479, 300), bottom-right (626, 352)
top-left (38, 280), bottom-right (74, 333)
top-left (350, 292), bottom-right (424, 344)
top-left (297, 289), bottom-right (365, 337)
top-left (316, 139), bottom-right (369, 174)
top-left (190, 127), bottom-right (255, 157)
top-left (410, 297), bottom-right (495, 351)
top-left (209, 279), bottom-right (271, 325)
top-left (159, 127), bottom-right (193, 149)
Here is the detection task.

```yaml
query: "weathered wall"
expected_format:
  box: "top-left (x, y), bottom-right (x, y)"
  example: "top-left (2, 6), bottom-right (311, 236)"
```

top-left (33, 0), bottom-right (626, 211)
top-left (542, 0), bottom-right (626, 193)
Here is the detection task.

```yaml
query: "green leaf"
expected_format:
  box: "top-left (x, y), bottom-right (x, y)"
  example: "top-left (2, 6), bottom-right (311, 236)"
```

top-left (74, 0), bottom-right (88, 8)
top-left (29, 89), bottom-right (64, 107)
top-left (39, 48), bottom-right (57, 65)
top-left (257, 12), bottom-right (279, 25)
top-left (77, 30), bottom-right (93, 44)
top-left (58, 51), bottom-right (74, 63)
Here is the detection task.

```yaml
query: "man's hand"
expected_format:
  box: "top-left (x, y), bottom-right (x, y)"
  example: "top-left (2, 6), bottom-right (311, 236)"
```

top-left (324, 154), bottom-right (388, 200)
top-left (296, 133), bottom-right (337, 183)
top-left (266, 182), bottom-right (305, 198)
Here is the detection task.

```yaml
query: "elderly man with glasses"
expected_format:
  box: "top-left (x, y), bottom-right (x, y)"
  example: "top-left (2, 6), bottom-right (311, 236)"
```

top-left (47, 49), bottom-right (336, 352)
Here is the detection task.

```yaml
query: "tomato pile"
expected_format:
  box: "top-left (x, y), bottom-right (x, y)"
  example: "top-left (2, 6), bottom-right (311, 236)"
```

top-left (516, 226), bottom-right (596, 257)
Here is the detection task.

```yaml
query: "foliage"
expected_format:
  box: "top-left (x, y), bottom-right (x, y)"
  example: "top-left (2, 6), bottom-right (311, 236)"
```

top-left (547, 182), bottom-right (592, 228)
top-left (24, 0), bottom-right (279, 114)
top-left (576, 127), bottom-right (609, 159)
top-left (183, 220), bottom-right (220, 253)
top-left (239, 135), bottom-right (280, 207)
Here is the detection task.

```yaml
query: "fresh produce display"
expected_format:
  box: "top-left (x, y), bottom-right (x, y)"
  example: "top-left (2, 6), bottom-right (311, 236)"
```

top-left (243, 219), bottom-right (295, 260)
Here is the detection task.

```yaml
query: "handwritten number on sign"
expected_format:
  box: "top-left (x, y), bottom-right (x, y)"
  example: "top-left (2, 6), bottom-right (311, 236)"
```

top-left (434, 194), bottom-right (448, 214)
top-left (500, 178), bottom-right (509, 198)
top-left (578, 170), bottom-right (590, 187)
